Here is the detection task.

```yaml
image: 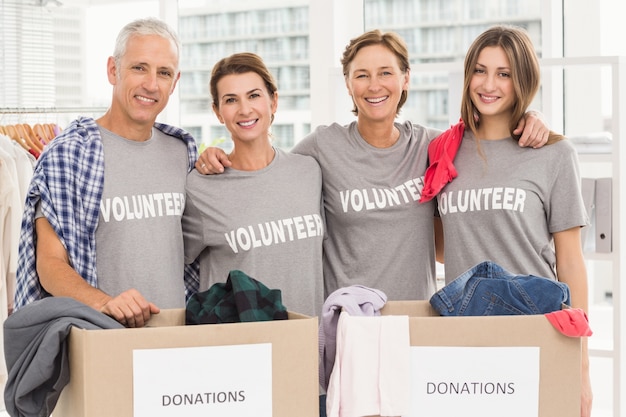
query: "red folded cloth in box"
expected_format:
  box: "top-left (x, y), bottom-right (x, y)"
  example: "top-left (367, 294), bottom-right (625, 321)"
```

top-left (545, 308), bottom-right (593, 337)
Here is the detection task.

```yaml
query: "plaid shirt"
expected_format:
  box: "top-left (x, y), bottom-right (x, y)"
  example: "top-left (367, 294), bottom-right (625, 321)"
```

top-left (14, 117), bottom-right (200, 310)
top-left (186, 270), bottom-right (288, 324)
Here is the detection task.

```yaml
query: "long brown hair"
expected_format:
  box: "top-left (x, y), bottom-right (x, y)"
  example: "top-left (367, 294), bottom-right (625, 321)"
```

top-left (461, 25), bottom-right (563, 144)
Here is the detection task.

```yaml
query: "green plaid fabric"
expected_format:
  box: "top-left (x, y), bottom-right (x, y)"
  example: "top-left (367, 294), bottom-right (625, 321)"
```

top-left (185, 270), bottom-right (288, 324)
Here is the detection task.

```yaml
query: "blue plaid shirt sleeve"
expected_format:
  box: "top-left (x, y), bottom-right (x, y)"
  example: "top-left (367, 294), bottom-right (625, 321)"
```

top-left (14, 117), bottom-right (105, 310)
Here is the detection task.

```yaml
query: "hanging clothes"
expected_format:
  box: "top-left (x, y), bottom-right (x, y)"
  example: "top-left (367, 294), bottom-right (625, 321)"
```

top-left (0, 133), bottom-right (36, 413)
top-left (0, 134), bottom-right (35, 311)
top-left (0, 122), bottom-right (61, 159)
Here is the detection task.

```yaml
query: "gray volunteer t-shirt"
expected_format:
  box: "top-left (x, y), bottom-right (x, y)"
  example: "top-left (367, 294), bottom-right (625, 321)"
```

top-left (437, 132), bottom-right (589, 283)
top-left (183, 148), bottom-right (324, 317)
top-left (292, 120), bottom-right (441, 301)
top-left (96, 126), bottom-right (189, 308)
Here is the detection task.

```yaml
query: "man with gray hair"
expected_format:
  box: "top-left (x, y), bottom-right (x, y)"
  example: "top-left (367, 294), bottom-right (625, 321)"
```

top-left (13, 17), bottom-right (198, 327)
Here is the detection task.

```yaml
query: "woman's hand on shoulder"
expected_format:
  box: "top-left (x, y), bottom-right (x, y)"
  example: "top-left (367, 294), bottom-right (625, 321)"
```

top-left (195, 147), bottom-right (232, 174)
top-left (514, 110), bottom-right (550, 148)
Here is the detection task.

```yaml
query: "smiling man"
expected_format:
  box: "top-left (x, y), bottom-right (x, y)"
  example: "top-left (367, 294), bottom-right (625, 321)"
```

top-left (13, 18), bottom-right (198, 328)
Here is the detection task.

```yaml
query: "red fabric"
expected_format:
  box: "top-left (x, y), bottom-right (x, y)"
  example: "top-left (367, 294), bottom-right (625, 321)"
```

top-left (545, 308), bottom-right (593, 337)
top-left (28, 148), bottom-right (40, 159)
top-left (419, 119), bottom-right (465, 203)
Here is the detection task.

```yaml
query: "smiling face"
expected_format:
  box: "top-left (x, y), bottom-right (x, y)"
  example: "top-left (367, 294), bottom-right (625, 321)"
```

top-left (469, 45), bottom-right (515, 124)
top-left (107, 34), bottom-right (180, 133)
top-left (461, 26), bottom-right (542, 137)
top-left (213, 71), bottom-right (278, 145)
top-left (344, 44), bottom-right (409, 125)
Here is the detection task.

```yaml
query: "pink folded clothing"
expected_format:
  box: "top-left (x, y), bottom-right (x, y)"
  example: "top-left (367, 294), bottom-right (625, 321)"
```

top-left (544, 308), bottom-right (593, 337)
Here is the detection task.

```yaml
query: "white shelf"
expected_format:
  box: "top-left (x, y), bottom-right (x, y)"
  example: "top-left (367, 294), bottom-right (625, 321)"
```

top-left (507, 54), bottom-right (626, 417)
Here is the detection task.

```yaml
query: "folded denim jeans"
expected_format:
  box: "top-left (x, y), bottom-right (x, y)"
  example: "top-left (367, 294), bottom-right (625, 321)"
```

top-left (430, 261), bottom-right (570, 316)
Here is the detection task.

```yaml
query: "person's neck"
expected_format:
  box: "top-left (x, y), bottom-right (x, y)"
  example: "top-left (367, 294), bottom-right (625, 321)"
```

top-left (475, 115), bottom-right (511, 140)
top-left (229, 141), bottom-right (275, 171)
top-left (96, 111), bottom-right (153, 142)
top-left (356, 119), bottom-right (399, 148)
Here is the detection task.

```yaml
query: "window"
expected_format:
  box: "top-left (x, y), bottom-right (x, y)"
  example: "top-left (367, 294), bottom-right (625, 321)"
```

top-left (272, 124), bottom-right (295, 149)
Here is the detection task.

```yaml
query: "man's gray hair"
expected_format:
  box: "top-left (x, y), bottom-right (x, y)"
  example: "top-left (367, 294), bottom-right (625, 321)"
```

top-left (113, 17), bottom-right (181, 69)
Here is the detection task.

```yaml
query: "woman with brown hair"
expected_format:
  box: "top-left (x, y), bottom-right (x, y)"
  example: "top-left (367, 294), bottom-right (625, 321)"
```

top-left (182, 52), bottom-right (324, 317)
top-left (428, 25), bottom-right (592, 416)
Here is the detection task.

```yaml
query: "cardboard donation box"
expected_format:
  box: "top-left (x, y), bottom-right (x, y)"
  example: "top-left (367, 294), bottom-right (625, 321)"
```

top-left (55, 310), bottom-right (318, 417)
top-left (381, 301), bottom-right (581, 417)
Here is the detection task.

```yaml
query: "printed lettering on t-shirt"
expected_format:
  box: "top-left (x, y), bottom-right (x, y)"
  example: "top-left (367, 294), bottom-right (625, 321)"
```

top-left (100, 192), bottom-right (186, 222)
top-left (224, 213), bottom-right (324, 253)
top-left (438, 187), bottom-right (526, 215)
top-left (339, 176), bottom-right (425, 213)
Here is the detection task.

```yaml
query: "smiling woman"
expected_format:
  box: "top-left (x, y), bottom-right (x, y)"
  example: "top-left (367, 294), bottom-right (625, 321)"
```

top-left (209, 64), bottom-right (278, 168)
top-left (429, 24), bottom-right (592, 417)
top-left (181, 52), bottom-right (325, 319)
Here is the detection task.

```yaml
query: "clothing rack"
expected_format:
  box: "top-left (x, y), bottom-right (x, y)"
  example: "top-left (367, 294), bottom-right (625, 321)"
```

top-left (0, 108), bottom-right (108, 153)
top-left (0, 122), bottom-right (58, 156)
top-left (0, 107), bottom-right (108, 126)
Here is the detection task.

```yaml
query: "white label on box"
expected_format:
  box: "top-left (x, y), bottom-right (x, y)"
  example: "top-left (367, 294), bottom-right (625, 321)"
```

top-left (406, 346), bottom-right (540, 417)
top-left (133, 343), bottom-right (272, 417)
